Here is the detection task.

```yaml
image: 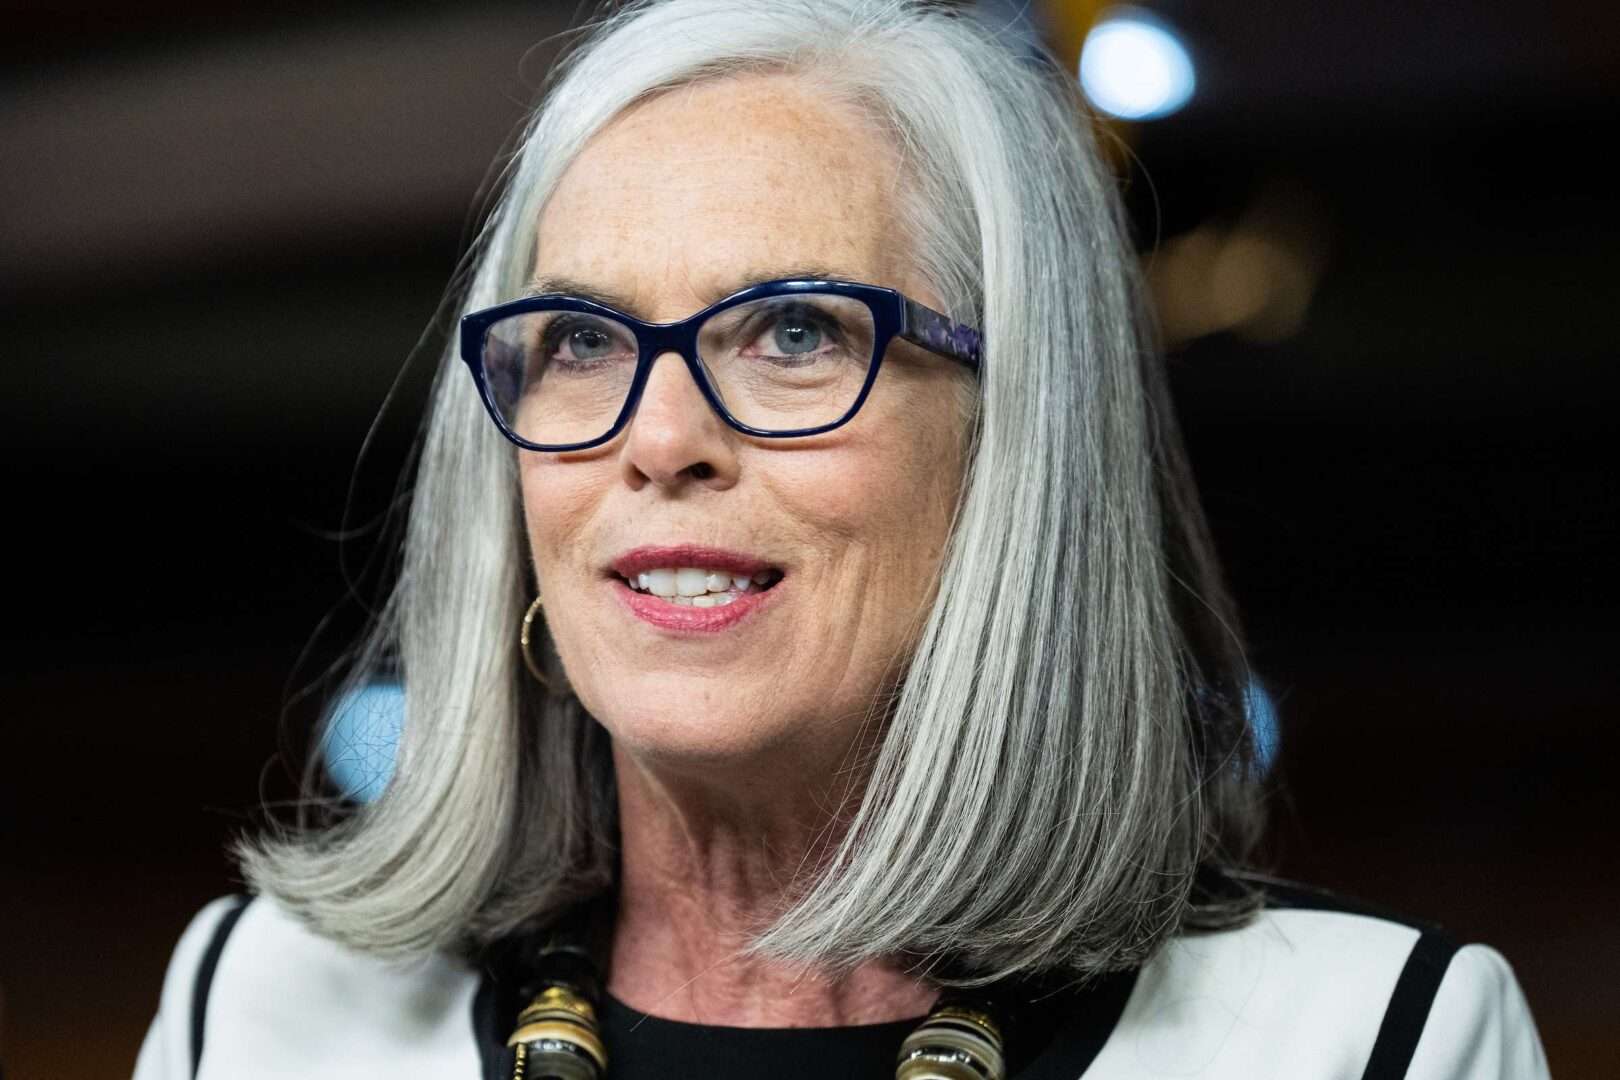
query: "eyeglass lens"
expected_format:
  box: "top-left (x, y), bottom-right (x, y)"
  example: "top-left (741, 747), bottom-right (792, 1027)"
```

top-left (481, 293), bottom-right (878, 445)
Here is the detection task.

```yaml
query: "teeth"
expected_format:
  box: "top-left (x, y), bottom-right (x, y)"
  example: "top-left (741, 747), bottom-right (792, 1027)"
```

top-left (658, 593), bottom-right (740, 607)
top-left (624, 565), bottom-right (779, 599)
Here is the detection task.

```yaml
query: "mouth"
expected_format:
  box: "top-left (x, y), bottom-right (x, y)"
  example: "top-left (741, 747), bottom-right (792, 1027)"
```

top-left (619, 566), bottom-right (783, 607)
top-left (607, 546), bottom-right (786, 622)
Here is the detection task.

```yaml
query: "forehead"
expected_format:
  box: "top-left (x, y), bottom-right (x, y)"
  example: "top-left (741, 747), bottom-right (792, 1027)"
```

top-left (534, 73), bottom-right (910, 315)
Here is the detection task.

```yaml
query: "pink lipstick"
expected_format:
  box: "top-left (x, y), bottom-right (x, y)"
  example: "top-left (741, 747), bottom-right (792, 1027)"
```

top-left (608, 545), bottom-right (784, 634)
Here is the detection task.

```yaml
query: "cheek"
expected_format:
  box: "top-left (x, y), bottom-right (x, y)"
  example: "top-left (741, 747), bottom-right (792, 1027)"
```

top-left (519, 461), bottom-right (618, 706)
top-left (520, 460), bottom-right (605, 583)
top-left (782, 415), bottom-right (966, 594)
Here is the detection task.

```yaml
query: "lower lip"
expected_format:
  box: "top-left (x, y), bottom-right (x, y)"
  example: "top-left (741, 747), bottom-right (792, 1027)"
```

top-left (611, 577), bottom-right (779, 633)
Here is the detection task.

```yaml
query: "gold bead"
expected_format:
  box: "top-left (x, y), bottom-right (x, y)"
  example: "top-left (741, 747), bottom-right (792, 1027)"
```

top-left (896, 1002), bottom-right (1006, 1080)
top-left (507, 983), bottom-right (606, 1080)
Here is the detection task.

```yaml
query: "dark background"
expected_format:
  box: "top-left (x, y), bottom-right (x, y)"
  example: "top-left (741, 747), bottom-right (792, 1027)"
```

top-left (2, 1), bottom-right (1616, 1076)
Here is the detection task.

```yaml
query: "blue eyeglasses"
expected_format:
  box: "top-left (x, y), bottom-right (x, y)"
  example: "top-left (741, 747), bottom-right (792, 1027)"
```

top-left (460, 277), bottom-right (982, 452)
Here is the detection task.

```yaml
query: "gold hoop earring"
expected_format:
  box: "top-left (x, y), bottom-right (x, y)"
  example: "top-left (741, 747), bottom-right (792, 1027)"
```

top-left (520, 593), bottom-right (552, 689)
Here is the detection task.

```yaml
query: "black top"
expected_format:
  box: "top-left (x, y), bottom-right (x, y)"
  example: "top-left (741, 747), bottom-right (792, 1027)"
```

top-left (600, 996), bottom-right (919, 1078)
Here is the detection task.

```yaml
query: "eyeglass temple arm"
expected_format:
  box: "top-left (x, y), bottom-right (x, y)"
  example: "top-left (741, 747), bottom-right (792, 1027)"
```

top-left (901, 298), bottom-right (983, 373)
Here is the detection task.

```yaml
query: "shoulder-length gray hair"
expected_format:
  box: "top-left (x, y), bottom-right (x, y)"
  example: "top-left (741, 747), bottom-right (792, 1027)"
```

top-left (241, 0), bottom-right (1264, 985)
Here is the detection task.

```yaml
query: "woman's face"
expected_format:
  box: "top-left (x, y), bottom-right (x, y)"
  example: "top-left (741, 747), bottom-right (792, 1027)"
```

top-left (524, 73), bottom-right (971, 785)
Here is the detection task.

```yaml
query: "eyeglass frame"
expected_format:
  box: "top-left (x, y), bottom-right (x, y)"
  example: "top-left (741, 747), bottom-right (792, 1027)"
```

top-left (459, 277), bottom-right (983, 452)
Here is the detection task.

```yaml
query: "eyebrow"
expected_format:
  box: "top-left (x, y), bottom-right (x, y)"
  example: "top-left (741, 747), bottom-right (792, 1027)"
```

top-left (523, 264), bottom-right (857, 318)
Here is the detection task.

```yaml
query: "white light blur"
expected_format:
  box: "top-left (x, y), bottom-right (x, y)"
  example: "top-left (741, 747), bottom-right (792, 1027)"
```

top-left (1079, 7), bottom-right (1196, 121)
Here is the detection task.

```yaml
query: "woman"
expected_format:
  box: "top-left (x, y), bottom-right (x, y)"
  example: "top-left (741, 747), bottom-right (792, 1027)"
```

top-left (135, 1), bottom-right (1548, 1077)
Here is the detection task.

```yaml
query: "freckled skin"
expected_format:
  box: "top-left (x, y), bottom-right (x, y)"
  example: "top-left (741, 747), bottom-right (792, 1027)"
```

top-left (524, 73), bottom-right (970, 797)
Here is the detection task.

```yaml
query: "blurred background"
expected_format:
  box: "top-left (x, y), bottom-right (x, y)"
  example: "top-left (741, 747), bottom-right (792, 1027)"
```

top-left (2, 0), bottom-right (1616, 1075)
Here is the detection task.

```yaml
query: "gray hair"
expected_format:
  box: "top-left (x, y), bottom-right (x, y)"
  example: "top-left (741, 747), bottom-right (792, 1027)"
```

top-left (240, 0), bottom-right (1264, 984)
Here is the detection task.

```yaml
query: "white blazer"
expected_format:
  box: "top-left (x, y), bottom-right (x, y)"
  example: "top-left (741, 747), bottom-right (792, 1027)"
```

top-left (134, 887), bottom-right (1550, 1079)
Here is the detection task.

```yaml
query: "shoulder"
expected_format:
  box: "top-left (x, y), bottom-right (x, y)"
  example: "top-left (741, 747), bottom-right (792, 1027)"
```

top-left (1086, 877), bottom-right (1548, 1079)
top-left (135, 896), bottom-right (249, 1080)
top-left (135, 895), bottom-right (484, 1080)
top-left (1407, 942), bottom-right (1550, 1080)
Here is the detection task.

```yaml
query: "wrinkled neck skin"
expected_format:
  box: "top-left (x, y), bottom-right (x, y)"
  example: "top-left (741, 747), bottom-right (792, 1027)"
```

top-left (605, 737), bottom-right (938, 1028)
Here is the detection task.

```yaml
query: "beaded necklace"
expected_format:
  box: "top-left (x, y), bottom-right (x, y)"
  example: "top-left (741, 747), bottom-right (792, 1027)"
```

top-left (496, 915), bottom-right (1010, 1080)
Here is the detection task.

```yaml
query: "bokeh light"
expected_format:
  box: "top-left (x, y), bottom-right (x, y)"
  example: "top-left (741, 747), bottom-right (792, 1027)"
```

top-left (321, 680), bottom-right (404, 803)
top-left (1245, 679), bottom-right (1281, 774)
top-left (1079, 7), bottom-right (1196, 121)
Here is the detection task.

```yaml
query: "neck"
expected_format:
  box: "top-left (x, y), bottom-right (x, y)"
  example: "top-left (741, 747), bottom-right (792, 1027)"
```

top-left (604, 742), bottom-right (936, 1028)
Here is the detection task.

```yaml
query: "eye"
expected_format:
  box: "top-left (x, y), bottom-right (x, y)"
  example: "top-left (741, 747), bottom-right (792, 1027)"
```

top-left (768, 314), bottom-right (823, 355)
top-left (536, 314), bottom-right (634, 370)
top-left (743, 302), bottom-right (842, 363)
top-left (561, 324), bottom-right (616, 359)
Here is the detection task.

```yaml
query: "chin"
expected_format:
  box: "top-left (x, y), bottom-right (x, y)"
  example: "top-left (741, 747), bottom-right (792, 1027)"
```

top-left (581, 674), bottom-right (800, 773)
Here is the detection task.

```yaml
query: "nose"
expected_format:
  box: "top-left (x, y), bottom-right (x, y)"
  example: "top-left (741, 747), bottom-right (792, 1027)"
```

top-left (619, 351), bottom-right (739, 491)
